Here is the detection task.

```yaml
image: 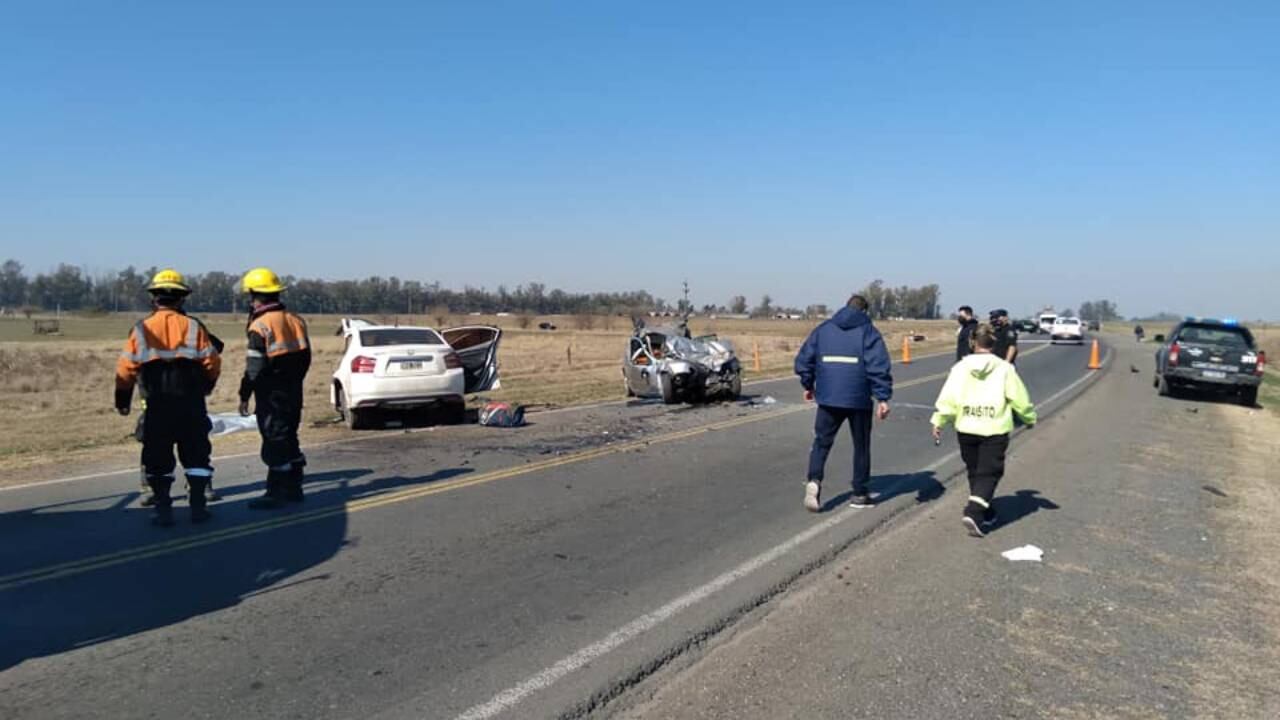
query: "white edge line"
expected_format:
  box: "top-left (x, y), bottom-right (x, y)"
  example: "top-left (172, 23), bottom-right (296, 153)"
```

top-left (3, 351), bottom-right (962, 492)
top-left (451, 355), bottom-right (1106, 720)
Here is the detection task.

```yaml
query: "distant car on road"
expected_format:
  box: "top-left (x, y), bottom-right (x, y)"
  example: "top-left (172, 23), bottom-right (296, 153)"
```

top-left (1014, 319), bottom-right (1039, 334)
top-left (1087, 319), bottom-right (1101, 331)
top-left (1154, 318), bottom-right (1265, 406)
top-left (332, 319), bottom-right (501, 428)
top-left (1038, 313), bottom-right (1058, 335)
top-left (1050, 317), bottom-right (1085, 345)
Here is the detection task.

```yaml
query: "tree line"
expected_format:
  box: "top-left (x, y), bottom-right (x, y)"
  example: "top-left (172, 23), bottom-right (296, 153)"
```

top-left (0, 260), bottom-right (953, 321)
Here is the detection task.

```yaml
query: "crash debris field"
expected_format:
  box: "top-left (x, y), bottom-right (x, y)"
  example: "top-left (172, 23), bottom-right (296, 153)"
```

top-left (0, 314), bottom-right (953, 477)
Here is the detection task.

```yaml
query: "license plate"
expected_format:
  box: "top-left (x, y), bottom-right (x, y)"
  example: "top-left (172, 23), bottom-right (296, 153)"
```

top-left (1202, 370), bottom-right (1226, 379)
top-left (399, 361), bottom-right (424, 371)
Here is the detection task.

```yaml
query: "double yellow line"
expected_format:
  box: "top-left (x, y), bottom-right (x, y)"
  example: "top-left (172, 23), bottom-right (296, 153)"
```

top-left (2, 354), bottom-right (1013, 592)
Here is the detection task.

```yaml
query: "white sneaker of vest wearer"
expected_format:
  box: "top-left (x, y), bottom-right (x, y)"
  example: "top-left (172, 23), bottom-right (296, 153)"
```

top-left (803, 481), bottom-right (822, 513)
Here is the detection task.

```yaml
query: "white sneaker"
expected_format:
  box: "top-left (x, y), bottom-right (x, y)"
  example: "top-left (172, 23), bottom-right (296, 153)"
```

top-left (803, 481), bottom-right (821, 513)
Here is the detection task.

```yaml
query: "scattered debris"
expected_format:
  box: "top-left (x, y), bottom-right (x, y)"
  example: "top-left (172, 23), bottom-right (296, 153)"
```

top-left (1186, 407), bottom-right (1200, 414)
top-left (1130, 365), bottom-right (1141, 373)
top-left (1001, 545), bottom-right (1044, 562)
top-left (1202, 485), bottom-right (1228, 498)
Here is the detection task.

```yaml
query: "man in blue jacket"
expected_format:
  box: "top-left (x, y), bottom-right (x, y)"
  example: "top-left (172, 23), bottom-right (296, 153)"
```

top-left (795, 295), bottom-right (894, 511)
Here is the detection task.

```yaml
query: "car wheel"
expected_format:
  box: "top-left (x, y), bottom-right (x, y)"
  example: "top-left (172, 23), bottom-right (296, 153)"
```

top-left (660, 373), bottom-right (679, 405)
top-left (728, 373), bottom-right (742, 400)
top-left (341, 388), bottom-right (369, 430)
top-left (1241, 387), bottom-right (1259, 408)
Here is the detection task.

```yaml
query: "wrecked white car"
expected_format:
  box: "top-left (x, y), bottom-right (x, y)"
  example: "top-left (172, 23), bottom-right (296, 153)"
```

top-left (332, 318), bottom-right (501, 428)
top-left (623, 323), bottom-right (742, 404)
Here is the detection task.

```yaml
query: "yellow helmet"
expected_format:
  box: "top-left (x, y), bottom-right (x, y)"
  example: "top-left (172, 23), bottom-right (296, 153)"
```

top-left (241, 267), bottom-right (286, 294)
top-left (147, 268), bottom-right (190, 294)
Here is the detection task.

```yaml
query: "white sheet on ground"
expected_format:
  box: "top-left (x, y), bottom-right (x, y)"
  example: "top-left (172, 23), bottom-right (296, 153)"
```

top-left (209, 413), bottom-right (259, 437)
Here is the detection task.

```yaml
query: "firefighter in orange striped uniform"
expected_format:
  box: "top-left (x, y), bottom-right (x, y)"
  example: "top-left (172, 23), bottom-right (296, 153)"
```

top-left (238, 267), bottom-right (312, 509)
top-left (115, 269), bottom-right (222, 526)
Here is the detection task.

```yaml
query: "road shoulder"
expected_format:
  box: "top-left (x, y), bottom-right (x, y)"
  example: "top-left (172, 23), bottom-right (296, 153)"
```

top-left (611, 344), bottom-right (1280, 720)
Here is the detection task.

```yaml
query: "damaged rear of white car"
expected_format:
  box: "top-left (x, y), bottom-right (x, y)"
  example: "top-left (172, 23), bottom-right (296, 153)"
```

top-left (623, 324), bottom-right (742, 404)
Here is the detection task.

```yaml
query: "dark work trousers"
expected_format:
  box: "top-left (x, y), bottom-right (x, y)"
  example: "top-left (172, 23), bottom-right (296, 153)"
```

top-left (957, 432), bottom-right (1010, 517)
top-left (142, 397), bottom-right (213, 478)
top-left (255, 380), bottom-right (305, 469)
top-left (807, 405), bottom-right (873, 495)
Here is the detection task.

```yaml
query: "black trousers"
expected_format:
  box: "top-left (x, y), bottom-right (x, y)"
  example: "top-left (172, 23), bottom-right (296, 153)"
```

top-left (807, 405), bottom-right (873, 495)
top-left (256, 383), bottom-right (305, 469)
top-left (141, 397), bottom-right (212, 478)
top-left (957, 432), bottom-right (1009, 512)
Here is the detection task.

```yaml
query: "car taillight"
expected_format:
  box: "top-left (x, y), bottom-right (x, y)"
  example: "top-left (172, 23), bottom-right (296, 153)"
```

top-left (351, 356), bottom-right (377, 373)
top-left (444, 352), bottom-right (463, 370)
top-left (1258, 351), bottom-right (1267, 377)
top-left (1168, 342), bottom-right (1180, 367)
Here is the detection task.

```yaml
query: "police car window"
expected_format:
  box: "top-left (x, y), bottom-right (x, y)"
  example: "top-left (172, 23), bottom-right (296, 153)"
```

top-left (360, 329), bottom-right (444, 347)
top-left (1178, 326), bottom-right (1251, 349)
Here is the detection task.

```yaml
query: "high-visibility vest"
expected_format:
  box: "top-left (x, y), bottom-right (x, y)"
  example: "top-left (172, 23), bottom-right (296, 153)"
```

top-left (249, 310), bottom-right (310, 359)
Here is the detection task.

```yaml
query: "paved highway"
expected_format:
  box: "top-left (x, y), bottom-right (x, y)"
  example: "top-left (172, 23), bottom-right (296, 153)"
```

top-left (0, 338), bottom-right (1101, 719)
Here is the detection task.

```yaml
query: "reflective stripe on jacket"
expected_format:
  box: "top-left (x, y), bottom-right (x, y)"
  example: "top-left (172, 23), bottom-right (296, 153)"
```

top-left (239, 305), bottom-right (312, 403)
top-left (115, 309), bottom-right (222, 407)
top-left (249, 309), bottom-right (310, 358)
top-left (930, 353), bottom-right (1036, 436)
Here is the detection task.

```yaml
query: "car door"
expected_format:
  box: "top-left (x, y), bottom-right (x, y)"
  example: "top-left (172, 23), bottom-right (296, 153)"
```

top-left (625, 337), bottom-right (655, 396)
top-left (441, 326), bottom-right (502, 393)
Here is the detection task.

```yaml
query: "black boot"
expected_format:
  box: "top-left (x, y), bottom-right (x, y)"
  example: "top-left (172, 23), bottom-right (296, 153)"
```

top-left (284, 465), bottom-right (305, 503)
top-left (248, 471), bottom-right (287, 510)
top-left (187, 475), bottom-right (213, 523)
top-left (205, 480), bottom-right (221, 503)
top-left (147, 475), bottom-right (175, 527)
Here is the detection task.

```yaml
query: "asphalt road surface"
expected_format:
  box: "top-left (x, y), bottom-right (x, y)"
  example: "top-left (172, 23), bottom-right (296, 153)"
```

top-left (0, 337), bottom-right (1100, 719)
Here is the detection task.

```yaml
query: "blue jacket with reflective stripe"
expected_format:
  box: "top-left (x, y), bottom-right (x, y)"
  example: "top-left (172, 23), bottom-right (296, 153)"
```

top-left (795, 307), bottom-right (893, 409)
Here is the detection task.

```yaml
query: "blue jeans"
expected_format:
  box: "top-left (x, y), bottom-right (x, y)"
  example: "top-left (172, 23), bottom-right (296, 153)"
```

top-left (807, 405), bottom-right (873, 495)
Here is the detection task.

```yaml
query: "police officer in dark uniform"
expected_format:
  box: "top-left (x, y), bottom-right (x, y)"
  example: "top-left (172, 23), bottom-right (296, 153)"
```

top-left (116, 269), bottom-right (222, 526)
top-left (956, 305), bottom-right (979, 361)
top-left (990, 308), bottom-right (1018, 364)
top-left (238, 267), bottom-right (312, 510)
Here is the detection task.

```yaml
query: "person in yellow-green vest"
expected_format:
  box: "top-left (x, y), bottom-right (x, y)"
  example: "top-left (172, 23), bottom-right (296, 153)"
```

top-left (931, 323), bottom-right (1037, 538)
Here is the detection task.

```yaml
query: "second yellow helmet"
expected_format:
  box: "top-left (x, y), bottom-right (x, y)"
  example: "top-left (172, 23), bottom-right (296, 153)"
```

top-left (241, 267), bottom-right (286, 294)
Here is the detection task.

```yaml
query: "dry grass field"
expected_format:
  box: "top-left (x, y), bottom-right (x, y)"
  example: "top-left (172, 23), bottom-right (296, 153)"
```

top-left (0, 313), bottom-right (953, 475)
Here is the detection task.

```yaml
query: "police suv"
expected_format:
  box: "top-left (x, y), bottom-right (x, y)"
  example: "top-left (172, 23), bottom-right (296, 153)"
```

top-left (1153, 318), bottom-right (1265, 406)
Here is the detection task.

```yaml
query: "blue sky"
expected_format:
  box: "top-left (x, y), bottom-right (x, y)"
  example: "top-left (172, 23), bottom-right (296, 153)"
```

top-left (2, 1), bottom-right (1277, 318)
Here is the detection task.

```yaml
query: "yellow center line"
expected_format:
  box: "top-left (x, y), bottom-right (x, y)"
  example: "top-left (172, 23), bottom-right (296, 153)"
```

top-left (2, 353), bottom-right (1039, 593)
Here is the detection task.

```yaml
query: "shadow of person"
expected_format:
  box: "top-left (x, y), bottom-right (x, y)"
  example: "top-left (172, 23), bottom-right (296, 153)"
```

top-left (0, 466), bottom-right (471, 671)
top-left (821, 471), bottom-right (945, 511)
top-left (988, 489), bottom-right (1060, 533)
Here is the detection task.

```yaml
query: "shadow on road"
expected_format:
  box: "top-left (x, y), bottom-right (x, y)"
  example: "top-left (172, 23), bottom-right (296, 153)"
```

top-left (821, 471), bottom-right (945, 511)
top-left (989, 489), bottom-right (1060, 533)
top-left (0, 466), bottom-right (471, 671)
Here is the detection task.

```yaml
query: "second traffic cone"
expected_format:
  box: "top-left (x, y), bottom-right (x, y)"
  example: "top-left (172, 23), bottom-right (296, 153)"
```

top-left (1088, 339), bottom-right (1102, 370)
top-left (902, 336), bottom-right (912, 364)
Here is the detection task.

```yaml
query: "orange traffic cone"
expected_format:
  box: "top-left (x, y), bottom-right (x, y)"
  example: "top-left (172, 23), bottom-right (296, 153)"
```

top-left (902, 336), bottom-right (912, 365)
top-left (1088, 339), bottom-right (1102, 370)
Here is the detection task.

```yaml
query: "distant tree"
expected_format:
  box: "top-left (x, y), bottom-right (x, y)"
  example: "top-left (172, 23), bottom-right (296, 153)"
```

top-left (752, 294), bottom-right (775, 318)
top-left (1061, 307), bottom-right (1076, 318)
top-left (0, 260), bottom-right (28, 308)
top-left (729, 295), bottom-right (748, 315)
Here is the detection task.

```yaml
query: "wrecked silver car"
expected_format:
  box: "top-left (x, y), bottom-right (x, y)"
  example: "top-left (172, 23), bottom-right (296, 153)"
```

top-left (623, 322), bottom-right (742, 404)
